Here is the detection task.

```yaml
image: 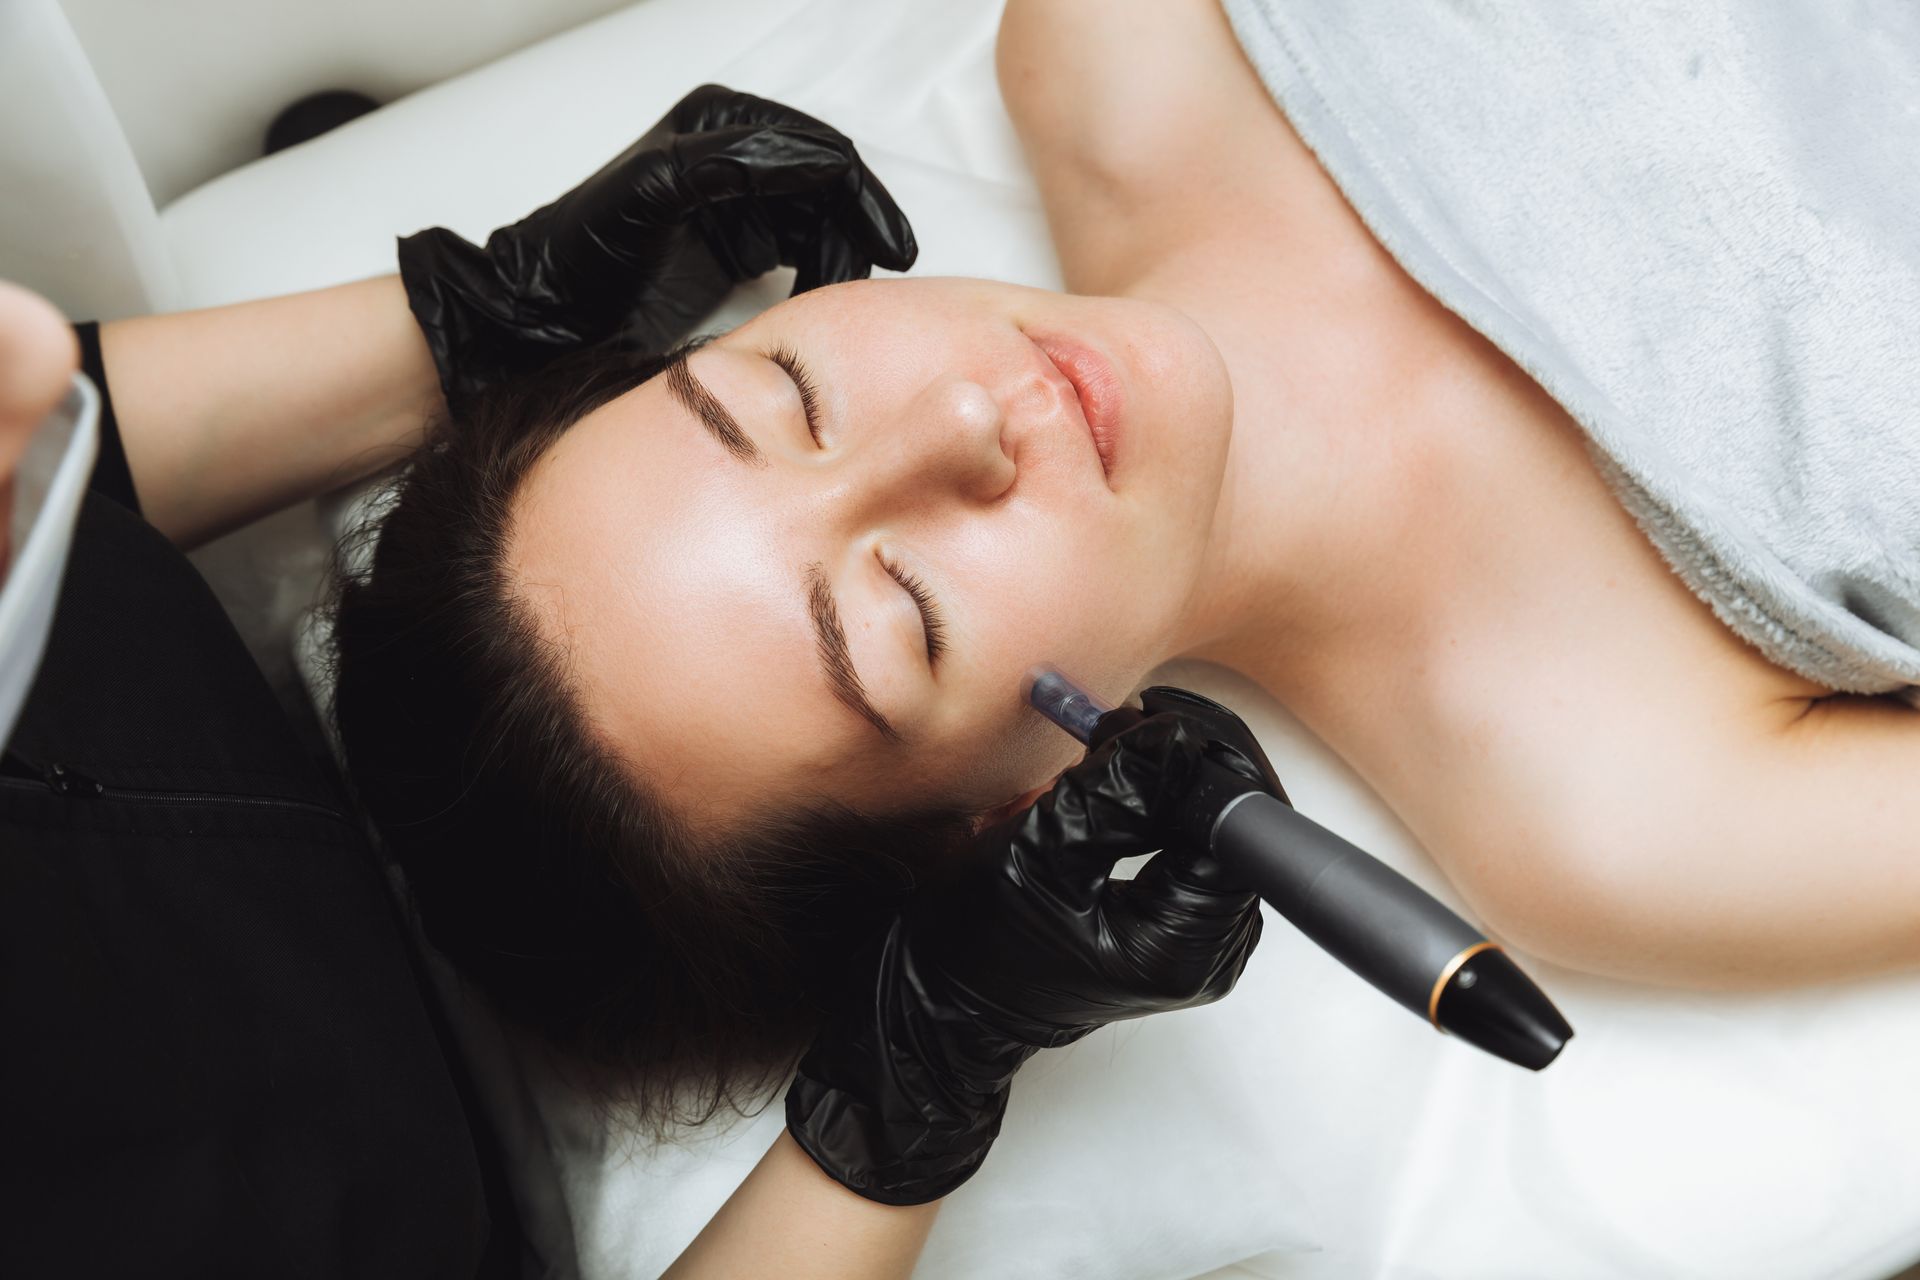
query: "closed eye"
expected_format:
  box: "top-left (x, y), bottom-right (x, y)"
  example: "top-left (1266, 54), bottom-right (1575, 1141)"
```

top-left (767, 344), bottom-right (825, 446)
top-left (881, 555), bottom-right (948, 668)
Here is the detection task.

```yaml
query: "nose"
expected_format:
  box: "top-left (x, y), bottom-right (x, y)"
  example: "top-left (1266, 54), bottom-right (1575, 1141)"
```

top-left (845, 375), bottom-right (1015, 517)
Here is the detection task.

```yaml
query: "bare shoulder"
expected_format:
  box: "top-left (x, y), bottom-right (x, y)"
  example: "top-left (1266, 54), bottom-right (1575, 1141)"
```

top-left (1345, 374), bottom-right (1920, 986)
top-left (1280, 355), bottom-right (1851, 931)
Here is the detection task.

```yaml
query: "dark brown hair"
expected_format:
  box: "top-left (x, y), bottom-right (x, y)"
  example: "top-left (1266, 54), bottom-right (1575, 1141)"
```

top-left (328, 338), bottom-right (981, 1138)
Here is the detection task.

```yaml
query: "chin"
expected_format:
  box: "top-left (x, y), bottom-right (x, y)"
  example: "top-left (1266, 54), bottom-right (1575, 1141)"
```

top-left (1121, 323), bottom-right (1234, 500)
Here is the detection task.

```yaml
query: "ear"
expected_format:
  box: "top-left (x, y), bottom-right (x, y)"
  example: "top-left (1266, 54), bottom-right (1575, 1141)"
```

top-left (967, 779), bottom-right (1056, 836)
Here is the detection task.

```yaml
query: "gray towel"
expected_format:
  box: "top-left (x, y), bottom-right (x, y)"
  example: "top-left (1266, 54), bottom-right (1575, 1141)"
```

top-left (1221, 0), bottom-right (1920, 702)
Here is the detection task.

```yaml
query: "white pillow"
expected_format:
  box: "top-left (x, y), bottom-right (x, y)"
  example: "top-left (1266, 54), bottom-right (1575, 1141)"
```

top-left (526, 1001), bottom-right (1317, 1280)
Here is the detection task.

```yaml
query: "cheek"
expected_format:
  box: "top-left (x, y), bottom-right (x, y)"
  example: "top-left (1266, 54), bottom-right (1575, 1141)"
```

top-left (957, 496), bottom-right (1163, 650)
top-left (930, 693), bottom-right (1086, 812)
top-left (928, 510), bottom-right (1169, 794)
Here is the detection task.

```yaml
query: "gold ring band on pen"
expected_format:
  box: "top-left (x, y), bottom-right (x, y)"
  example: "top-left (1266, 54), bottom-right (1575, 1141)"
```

top-left (1428, 940), bottom-right (1502, 1029)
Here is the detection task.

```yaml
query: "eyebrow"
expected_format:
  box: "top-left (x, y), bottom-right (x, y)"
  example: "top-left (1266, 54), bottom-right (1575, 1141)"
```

top-left (659, 342), bottom-right (903, 745)
top-left (807, 562), bottom-right (904, 745)
top-left (665, 346), bottom-right (764, 466)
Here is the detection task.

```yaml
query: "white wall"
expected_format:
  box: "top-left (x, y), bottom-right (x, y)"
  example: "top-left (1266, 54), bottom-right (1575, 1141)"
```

top-left (56, 0), bottom-right (642, 208)
top-left (0, 0), bottom-right (173, 320)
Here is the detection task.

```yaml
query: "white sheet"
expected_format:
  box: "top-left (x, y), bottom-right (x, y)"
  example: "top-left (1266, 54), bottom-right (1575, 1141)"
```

top-left (156, 0), bottom-right (1920, 1276)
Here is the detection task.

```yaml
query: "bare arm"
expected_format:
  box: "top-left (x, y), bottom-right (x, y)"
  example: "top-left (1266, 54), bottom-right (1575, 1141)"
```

top-left (996, 0), bottom-right (1324, 296)
top-left (662, 1130), bottom-right (940, 1279)
top-left (996, 0), bottom-right (1228, 292)
top-left (1398, 601), bottom-right (1920, 992)
top-left (99, 275), bottom-right (441, 548)
top-left (1571, 692), bottom-right (1920, 991)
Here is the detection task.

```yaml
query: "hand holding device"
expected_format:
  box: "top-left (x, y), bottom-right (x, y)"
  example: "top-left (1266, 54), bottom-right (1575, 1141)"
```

top-left (397, 83), bottom-right (918, 406)
top-left (1028, 667), bottom-right (1575, 1072)
top-left (785, 706), bottom-right (1266, 1206)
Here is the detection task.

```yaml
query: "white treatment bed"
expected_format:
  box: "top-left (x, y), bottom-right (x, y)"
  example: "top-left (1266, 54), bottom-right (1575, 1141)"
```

top-left (10, 1), bottom-right (1920, 1276)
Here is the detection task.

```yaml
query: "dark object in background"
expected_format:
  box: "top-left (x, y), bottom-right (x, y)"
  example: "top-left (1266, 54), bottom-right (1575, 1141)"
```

top-left (264, 89), bottom-right (381, 155)
top-left (0, 325), bottom-right (521, 1279)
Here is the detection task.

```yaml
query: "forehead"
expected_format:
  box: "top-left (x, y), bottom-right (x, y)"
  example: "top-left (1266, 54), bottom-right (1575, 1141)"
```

top-left (504, 370), bottom-right (863, 820)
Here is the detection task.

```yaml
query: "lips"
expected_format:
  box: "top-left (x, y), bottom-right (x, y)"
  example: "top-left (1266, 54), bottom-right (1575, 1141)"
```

top-left (1028, 332), bottom-right (1123, 481)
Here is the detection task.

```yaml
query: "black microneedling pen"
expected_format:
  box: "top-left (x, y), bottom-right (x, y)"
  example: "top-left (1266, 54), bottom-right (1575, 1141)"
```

top-left (1024, 665), bottom-right (1575, 1071)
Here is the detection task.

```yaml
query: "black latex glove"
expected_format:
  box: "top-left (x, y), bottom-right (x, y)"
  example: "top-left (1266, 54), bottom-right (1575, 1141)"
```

top-left (396, 83), bottom-right (918, 407)
top-left (784, 687), bottom-right (1281, 1206)
top-left (1101, 684), bottom-right (1293, 877)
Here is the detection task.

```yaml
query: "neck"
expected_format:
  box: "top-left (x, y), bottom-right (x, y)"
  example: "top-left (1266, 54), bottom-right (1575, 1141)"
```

top-left (1155, 334), bottom-right (1442, 710)
top-left (1163, 417), bottom-right (1348, 693)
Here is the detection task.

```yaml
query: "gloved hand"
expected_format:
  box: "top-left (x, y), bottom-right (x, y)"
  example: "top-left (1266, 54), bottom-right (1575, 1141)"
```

top-left (785, 687), bottom-right (1280, 1206)
top-left (397, 83), bottom-right (918, 407)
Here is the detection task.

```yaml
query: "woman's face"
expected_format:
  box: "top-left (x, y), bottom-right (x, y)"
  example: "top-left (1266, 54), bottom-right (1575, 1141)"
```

top-left (508, 277), bottom-right (1233, 831)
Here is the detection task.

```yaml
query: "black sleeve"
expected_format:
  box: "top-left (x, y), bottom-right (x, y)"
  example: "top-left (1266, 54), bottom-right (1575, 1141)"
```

top-left (2, 326), bottom-right (519, 1278)
top-left (71, 321), bottom-right (141, 515)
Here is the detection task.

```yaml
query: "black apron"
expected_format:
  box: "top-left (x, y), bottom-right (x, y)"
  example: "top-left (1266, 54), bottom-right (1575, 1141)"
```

top-left (0, 325), bottom-right (520, 1279)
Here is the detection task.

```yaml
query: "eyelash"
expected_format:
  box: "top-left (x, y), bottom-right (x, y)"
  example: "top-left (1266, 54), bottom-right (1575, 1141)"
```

top-left (767, 344), bottom-right (825, 446)
top-left (771, 343), bottom-right (942, 668)
top-left (882, 557), bottom-right (949, 667)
